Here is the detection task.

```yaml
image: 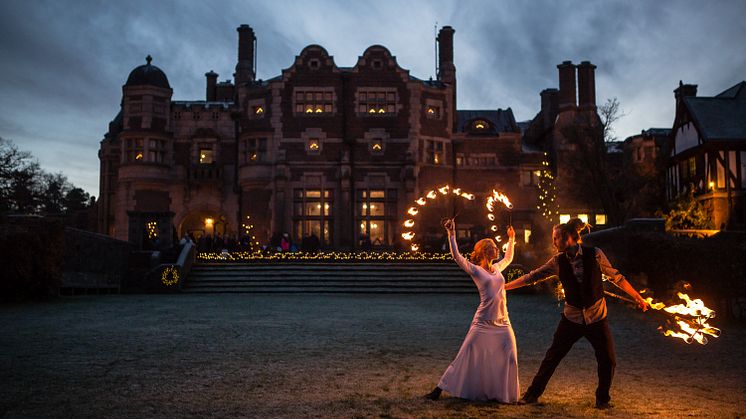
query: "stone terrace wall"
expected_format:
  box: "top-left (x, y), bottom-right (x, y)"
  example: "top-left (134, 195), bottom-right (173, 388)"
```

top-left (63, 227), bottom-right (133, 291)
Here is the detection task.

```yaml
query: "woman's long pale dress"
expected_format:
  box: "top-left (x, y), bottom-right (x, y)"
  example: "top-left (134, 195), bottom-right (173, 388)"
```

top-left (437, 235), bottom-right (520, 402)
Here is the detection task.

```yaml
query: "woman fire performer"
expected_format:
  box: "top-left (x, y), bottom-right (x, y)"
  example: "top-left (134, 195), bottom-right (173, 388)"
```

top-left (425, 219), bottom-right (520, 402)
top-left (506, 218), bottom-right (648, 409)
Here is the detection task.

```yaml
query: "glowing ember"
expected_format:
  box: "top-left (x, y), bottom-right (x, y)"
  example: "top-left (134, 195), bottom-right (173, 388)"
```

top-left (426, 190), bottom-right (438, 199)
top-left (438, 185), bottom-right (450, 195)
top-left (415, 198), bottom-right (427, 206)
top-left (460, 192), bottom-right (475, 200)
top-left (407, 207), bottom-right (419, 216)
top-left (403, 219), bottom-right (415, 228)
top-left (410, 244), bottom-right (419, 252)
top-left (401, 232), bottom-right (415, 241)
top-left (487, 213), bottom-right (495, 221)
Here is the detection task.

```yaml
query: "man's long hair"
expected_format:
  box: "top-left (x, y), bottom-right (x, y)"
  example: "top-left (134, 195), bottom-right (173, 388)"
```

top-left (553, 218), bottom-right (592, 243)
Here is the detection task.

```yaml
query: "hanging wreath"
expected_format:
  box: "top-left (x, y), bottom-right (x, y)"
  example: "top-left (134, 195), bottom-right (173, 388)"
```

top-left (161, 266), bottom-right (180, 286)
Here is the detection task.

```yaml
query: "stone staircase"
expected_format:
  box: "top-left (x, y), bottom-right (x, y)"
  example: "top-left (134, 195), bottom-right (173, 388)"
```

top-left (182, 262), bottom-right (475, 293)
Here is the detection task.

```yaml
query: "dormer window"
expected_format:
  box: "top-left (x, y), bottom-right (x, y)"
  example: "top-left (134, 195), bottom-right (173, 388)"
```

top-left (372, 59), bottom-right (383, 69)
top-left (426, 106), bottom-right (440, 119)
top-left (474, 120), bottom-right (488, 130)
top-left (309, 59), bottom-right (320, 70)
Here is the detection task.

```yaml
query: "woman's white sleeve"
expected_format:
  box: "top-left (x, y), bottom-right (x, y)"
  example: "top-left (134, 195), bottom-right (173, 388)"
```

top-left (496, 238), bottom-right (515, 272)
top-left (448, 234), bottom-right (474, 275)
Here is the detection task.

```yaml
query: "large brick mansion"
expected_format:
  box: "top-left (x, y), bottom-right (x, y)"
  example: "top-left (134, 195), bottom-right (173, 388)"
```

top-left (98, 24), bottom-right (603, 250)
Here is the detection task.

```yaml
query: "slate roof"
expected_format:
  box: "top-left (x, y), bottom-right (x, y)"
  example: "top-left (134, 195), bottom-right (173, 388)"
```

top-left (683, 81), bottom-right (746, 141)
top-left (455, 109), bottom-right (519, 133)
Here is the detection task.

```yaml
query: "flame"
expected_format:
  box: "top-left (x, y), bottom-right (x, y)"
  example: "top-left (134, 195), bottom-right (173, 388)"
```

top-left (410, 244), bottom-right (419, 252)
top-left (426, 190), bottom-right (437, 199)
top-left (461, 192), bottom-right (475, 200)
top-left (403, 219), bottom-right (415, 228)
top-left (452, 188), bottom-right (462, 195)
top-left (407, 207), bottom-right (419, 216)
top-left (490, 225), bottom-right (498, 232)
top-left (487, 213), bottom-right (495, 221)
top-left (492, 190), bottom-right (514, 209)
top-left (495, 235), bottom-right (502, 242)
top-left (401, 232), bottom-right (415, 241)
top-left (415, 198), bottom-right (427, 206)
top-left (645, 292), bottom-right (720, 345)
top-left (438, 185), bottom-right (450, 195)
top-left (502, 243), bottom-right (509, 252)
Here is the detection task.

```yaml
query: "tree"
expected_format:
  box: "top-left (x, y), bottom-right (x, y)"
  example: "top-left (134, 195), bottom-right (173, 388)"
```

top-left (0, 137), bottom-right (91, 215)
top-left (559, 98), bottom-right (634, 225)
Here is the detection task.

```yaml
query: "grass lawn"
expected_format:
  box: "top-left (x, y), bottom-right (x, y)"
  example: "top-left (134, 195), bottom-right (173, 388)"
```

top-left (1, 293), bottom-right (744, 418)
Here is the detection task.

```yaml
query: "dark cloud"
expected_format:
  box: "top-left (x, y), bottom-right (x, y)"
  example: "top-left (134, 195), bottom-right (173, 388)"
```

top-left (1, 0), bottom-right (745, 196)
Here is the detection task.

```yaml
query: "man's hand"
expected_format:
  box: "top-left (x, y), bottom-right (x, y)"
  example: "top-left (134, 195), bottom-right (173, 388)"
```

top-left (635, 296), bottom-right (649, 312)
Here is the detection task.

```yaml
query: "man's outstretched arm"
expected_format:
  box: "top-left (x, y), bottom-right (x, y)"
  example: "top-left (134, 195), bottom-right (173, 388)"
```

top-left (505, 257), bottom-right (558, 291)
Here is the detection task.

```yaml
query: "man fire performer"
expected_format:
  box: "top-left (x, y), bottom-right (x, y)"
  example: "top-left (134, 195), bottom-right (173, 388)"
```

top-left (505, 218), bottom-right (648, 409)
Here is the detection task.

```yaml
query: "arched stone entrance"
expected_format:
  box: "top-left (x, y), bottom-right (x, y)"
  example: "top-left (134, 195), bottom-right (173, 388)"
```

top-left (176, 210), bottom-right (230, 241)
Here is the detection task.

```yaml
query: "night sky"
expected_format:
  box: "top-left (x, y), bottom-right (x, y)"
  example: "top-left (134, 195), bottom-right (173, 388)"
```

top-left (1, 0), bottom-right (744, 196)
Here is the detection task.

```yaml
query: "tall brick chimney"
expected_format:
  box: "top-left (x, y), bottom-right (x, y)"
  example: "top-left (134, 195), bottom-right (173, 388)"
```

top-left (557, 61), bottom-right (577, 111)
top-left (437, 26), bottom-right (457, 128)
top-left (234, 24), bottom-right (256, 86)
top-left (540, 88), bottom-right (559, 127)
top-left (577, 61), bottom-right (596, 111)
top-left (205, 71), bottom-right (218, 101)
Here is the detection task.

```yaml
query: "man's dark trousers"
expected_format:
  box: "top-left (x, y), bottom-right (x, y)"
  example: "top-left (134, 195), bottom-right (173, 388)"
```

top-left (524, 314), bottom-right (616, 404)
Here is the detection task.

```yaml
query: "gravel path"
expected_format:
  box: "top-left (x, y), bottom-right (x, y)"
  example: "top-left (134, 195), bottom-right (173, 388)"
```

top-left (1, 293), bottom-right (744, 418)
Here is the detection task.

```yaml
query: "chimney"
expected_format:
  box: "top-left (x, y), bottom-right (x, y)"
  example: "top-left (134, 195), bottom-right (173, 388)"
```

top-left (437, 26), bottom-right (457, 127)
top-left (577, 61), bottom-right (596, 111)
top-left (234, 24), bottom-right (256, 86)
top-left (557, 61), bottom-right (577, 110)
top-left (674, 80), bottom-right (698, 106)
top-left (205, 71), bottom-right (218, 101)
top-left (540, 88), bottom-right (559, 127)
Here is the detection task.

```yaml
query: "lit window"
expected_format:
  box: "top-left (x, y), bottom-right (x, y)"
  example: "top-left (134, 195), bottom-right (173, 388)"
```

top-left (595, 214), bottom-right (607, 225)
top-left (473, 120), bottom-right (488, 130)
top-left (559, 214), bottom-right (571, 224)
top-left (524, 228), bottom-right (532, 244)
top-left (426, 106), bottom-right (440, 119)
top-left (358, 89), bottom-right (397, 116)
top-left (200, 149), bottom-right (214, 164)
top-left (370, 138), bottom-right (383, 155)
top-left (577, 214), bottom-right (589, 224)
top-left (426, 140), bottom-right (445, 165)
top-left (135, 152), bottom-right (143, 160)
top-left (295, 89), bottom-right (334, 115)
top-left (253, 106), bottom-right (264, 116)
top-left (307, 138), bottom-right (321, 154)
top-left (246, 138), bottom-right (267, 163)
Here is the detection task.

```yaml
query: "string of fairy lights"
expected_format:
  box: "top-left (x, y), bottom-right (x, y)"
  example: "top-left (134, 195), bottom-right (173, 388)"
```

top-left (161, 265), bottom-right (180, 286)
top-left (536, 152), bottom-right (559, 223)
top-left (401, 185), bottom-right (476, 252)
top-left (198, 251), bottom-right (457, 262)
top-left (146, 221), bottom-right (158, 239)
top-left (241, 215), bottom-right (261, 252)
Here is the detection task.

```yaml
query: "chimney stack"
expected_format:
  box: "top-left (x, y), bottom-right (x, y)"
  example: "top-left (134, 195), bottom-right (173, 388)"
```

top-left (234, 24), bottom-right (256, 86)
top-left (205, 71), bottom-right (218, 101)
top-left (540, 88), bottom-right (559, 127)
top-left (437, 26), bottom-right (457, 128)
top-left (557, 61), bottom-right (577, 111)
top-left (577, 61), bottom-right (596, 111)
top-left (674, 80), bottom-right (698, 106)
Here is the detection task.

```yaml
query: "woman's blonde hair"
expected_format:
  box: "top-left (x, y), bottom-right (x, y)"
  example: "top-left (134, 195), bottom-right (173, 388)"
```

top-left (471, 238), bottom-right (498, 264)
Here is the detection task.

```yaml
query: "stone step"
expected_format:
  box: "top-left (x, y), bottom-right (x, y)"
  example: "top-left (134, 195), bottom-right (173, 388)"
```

top-left (181, 287), bottom-right (476, 294)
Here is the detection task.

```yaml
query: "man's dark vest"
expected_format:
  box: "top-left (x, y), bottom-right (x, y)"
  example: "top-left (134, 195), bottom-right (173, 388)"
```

top-left (557, 246), bottom-right (604, 308)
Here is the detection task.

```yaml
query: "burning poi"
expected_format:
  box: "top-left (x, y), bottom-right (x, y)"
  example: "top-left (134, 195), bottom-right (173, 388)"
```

top-left (401, 185), bottom-right (475, 252)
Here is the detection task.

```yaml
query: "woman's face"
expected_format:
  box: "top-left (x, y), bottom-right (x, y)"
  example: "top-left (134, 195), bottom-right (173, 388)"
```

top-left (485, 243), bottom-right (498, 261)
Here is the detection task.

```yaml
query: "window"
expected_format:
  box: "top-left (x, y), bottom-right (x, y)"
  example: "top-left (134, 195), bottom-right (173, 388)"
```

top-left (211, 111), bottom-right (220, 120)
top-left (472, 120), bottom-right (489, 130)
top-left (174, 111), bottom-right (181, 120)
top-left (425, 140), bottom-right (445, 165)
top-left (192, 111), bottom-right (201, 120)
top-left (309, 59), bottom-right (320, 70)
top-left (370, 138), bottom-right (384, 155)
top-left (252, 105), bottom-right (264, 117)
top-left (124, 138), bottom-right (144, 162)
top-left (371, 59), bottom-right (383, 69)
top-left (199, 148), bottom-right (214, 164)
top-left (357, 189), bottom-right (396, 246)
top-left (246, 138), bottom-right (267, 163)
top-left (358, 89), bottom-right (397, 115)
top-left (147, 138), bottom-right (166, 163)
top-left (307, 138), bottom-right (321, 155)
top-left (521, 170), bottom-right (541, 186)
top-left (559, 214), bottom-right (571, 224)
top-left (426, 106), bottom-right (440, 119)
top-left (456, 153), bottom-right (464, 166)
top-left (294, 89), bottom-right (334, 115)
top-left (154, 104), bottom-right (166, 114)
top-left (293, 188), bottom-right (333, 245)
top-left (595, 214), bottom-right (607, 225)
top-left (577, 214), bottom-right (589, 224)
